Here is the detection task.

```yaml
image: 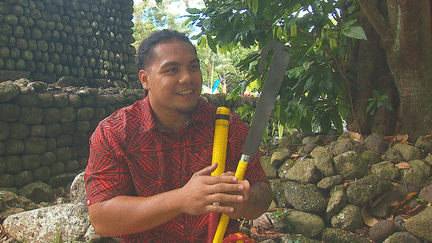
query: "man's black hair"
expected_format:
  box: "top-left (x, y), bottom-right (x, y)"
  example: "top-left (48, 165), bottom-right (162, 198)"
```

top-left (136, 29), bottom-right (197, 72)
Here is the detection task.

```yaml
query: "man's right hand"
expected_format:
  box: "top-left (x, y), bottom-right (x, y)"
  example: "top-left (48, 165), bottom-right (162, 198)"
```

top-left (177, 163), bottom-right (246, 216)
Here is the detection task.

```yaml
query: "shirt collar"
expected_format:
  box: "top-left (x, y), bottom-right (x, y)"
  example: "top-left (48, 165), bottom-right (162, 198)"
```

top-left (139, 97), bottom-right (208, 134)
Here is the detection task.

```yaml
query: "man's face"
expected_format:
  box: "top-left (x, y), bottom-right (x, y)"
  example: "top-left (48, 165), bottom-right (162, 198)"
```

top-left (139, 40), bottom-right (203, 116)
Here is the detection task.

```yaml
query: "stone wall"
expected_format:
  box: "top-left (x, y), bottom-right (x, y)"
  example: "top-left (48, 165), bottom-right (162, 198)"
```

top-left (0, 79), bottom-right (258, 190)
top-left (0, 0), bottom-right (138, 88)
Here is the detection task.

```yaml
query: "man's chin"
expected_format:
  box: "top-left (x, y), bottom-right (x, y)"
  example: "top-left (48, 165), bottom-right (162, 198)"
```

top-left (176, 104), bottom-right (198, 115)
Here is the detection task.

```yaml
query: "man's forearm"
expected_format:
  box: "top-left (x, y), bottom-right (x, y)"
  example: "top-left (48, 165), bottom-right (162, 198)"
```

top-left (242, 179), bottom-right (273, 219)
top-left (88, 189), bottom-right (184, 237)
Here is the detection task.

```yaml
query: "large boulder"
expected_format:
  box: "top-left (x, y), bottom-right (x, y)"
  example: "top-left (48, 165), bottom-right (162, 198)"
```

top-left (346, 175), bottom-right (392, 207)
top-left (405, 206), bottom-right (432, 241)
top-left (283, 181), bottom-right (327, 213)
top-left (3, 204), bottom-right (91, 242)
top-left (334, 151), bottom-right (368, 180)
top-left (17, 181), bottom-right (53, 203)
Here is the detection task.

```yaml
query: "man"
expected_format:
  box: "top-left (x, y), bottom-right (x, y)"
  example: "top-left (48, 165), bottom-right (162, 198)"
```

top-left (85, 29), bottom-right (272, 242)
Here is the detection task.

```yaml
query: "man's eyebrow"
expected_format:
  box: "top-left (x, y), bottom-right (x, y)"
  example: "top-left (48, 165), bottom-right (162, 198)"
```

top-left (160, 58), bottom-right (200, 68)
top-left (190, 58), bottom-right (200, 64)
top-left (160, 61), bottom-right (180, 69)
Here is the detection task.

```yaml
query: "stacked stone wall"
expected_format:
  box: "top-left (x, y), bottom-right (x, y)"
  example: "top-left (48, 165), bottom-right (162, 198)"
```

top-left (0, 0), bottom-right (139, 88)
top-left (0, 80), bottom-right (258, 190)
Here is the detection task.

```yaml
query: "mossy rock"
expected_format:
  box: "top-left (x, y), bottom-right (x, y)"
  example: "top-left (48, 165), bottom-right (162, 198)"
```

top-left (24, 137), bottom-right (47, 154)
top-left (68, 94), bottom-right (82, 108)
top-left (0, 157), bottom-right (5, 173)
top-left (50, 161), bottom-right (65, 175)
top-left (14, 170), bottom-right (34, 187)
top-left (48, 172), bottom-right (76, 188)
top-left (72, 132), bottom-right (88, 146)
top-left (9, 122), bottom-right (30, 139)
top-left (60, 106), bottom-right (76, 122)
top-left (22, 154), bottom-right (41, 170)
top-left (56, 134), bottom-right (72, 147)
top-left (53, 93), bottom-right (68, 107)
top-left (41, 151), bottom-right (56, 166)
top-left (37, 93), bottom-right (53, 107)
top-left (93, 107), bottom-right (106, 120)
top-left (54, 146), bottom-right (72, 161)
top-left (0, 82), bottom-right (20, 102)
top-left (76, 107), bottom-right (94, 120)
top-left (0, 121), bottom-right (10, 140)
top-left (322, 228), bottom-right (364, 243)
top-left (17, 93), bottom-right (39, 106)
top-left (46, 137), bottom-right (56, 151)
top-left (65, 160), bottom-right (79, 172)
top-left (0, 141), bottom-right (4, 156)
top-left (60, 122), bottom-right (75, 134)
top-left (43, 107), bottom-right (60, 123)
top-left (33, 166), bottom-right (50, 181)
top-left (46, 123), bottom-right (61, 137)
top-left (5, 155), bottom-right (22, 174)
top-left (75, 120), bottom-right (90, 132)
top-left (0, 104), bottom-right (21, 122)
top-left (361, 150), bottom-right (381, 165)
top-left (19, 106), bottom-right (43, 124)
top-left (81, 95), bottom-right (95, 107)
top-left (0, 174), bottom-right (15, 188)
top-left (95, 95), bottom-right (108, 107)
top-left (30, 124), bottom-right (46, 136)
top-left (4, 139), bottom-right (24, 155)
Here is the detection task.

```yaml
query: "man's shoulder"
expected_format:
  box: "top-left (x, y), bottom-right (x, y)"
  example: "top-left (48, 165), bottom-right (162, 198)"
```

top-left (99, 100), bottom-right (145, 127)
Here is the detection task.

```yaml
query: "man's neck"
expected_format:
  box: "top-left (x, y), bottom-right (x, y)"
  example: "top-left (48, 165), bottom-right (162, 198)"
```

top-left (157, 115), bottom-right (191, 133)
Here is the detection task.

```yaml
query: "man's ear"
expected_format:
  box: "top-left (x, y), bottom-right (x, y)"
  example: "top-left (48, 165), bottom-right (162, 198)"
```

top-left (139, 70), bottom-right (150, 90)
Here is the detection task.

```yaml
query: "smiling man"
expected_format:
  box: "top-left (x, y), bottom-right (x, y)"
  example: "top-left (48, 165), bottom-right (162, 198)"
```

top-left (85, 29), bottom-right (272, 242)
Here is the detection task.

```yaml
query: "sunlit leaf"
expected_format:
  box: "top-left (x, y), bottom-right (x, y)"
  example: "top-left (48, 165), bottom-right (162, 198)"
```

top-left (290, 23), bottom-right (297, 37)
top-left (342, 26), bottom-right (367, 40)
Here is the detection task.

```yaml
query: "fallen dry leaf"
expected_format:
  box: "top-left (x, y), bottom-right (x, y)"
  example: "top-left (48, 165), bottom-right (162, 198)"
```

top-left (395, 162), bottom-right (411, 169)
top-left (383, 133), bottom-right (410, 147)
top-left (251, 213), bottom-right (272, 229)
top-left (362, 205), bottom-right (378, 227)
top-left (349, 132), bottom-right (365, 142)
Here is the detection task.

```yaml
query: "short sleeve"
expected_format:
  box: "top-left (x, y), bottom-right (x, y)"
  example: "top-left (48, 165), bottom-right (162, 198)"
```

top-left (84, 121), bottom-right (134, 206)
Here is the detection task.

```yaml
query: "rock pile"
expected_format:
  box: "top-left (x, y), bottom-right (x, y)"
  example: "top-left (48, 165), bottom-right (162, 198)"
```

top-left (257, 131), bottom-right (432, 242)
top-left (1, 131), bottom-right (431, 242)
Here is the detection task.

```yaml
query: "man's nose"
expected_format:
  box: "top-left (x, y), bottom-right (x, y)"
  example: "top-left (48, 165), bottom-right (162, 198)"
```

top-left (179, 70), bottom-right (193, 84)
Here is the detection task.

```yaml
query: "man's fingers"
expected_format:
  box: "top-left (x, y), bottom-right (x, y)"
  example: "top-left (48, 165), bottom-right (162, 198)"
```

top-left (197, 163), bottom-right (218, 176)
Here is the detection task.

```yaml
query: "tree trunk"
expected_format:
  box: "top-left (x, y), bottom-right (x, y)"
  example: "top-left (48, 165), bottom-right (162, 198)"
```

top-left (348, 10), bottom-right (399, 136)
top-left (359, 0), bottom-right (432, 141)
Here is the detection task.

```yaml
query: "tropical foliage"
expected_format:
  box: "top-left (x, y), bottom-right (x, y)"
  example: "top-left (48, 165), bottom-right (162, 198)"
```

top-left (187, 0), bottom-right (368, 135)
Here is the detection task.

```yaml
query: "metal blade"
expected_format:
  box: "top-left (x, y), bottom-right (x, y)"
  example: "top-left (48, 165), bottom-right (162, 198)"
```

top-left (242, 41), bottom-right (291, 158)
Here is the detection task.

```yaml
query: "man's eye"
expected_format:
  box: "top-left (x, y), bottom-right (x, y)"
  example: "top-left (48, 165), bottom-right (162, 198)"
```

top-left (190, 65), bottom-right (200, 71)
top-left (167, 67), bottom-right (178, 72)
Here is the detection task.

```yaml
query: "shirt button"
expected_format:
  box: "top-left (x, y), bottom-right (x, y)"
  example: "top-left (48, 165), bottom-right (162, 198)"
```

top-left (176, 218), bottom-right (181, 222)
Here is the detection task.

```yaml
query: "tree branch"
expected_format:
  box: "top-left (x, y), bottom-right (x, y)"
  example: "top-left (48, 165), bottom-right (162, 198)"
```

top-left (358, 0), bottom-right (392, 48)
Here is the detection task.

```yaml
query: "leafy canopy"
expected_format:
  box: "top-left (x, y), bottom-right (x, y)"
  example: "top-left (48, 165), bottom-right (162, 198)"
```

top-left (187, 0), bottom-right (368, 136)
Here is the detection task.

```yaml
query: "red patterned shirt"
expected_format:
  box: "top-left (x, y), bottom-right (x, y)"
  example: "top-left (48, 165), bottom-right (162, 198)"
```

top-left (85, 97), bottom-right (265, 242)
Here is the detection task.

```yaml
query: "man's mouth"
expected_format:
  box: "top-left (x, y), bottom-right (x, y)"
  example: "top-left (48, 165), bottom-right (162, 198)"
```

top-left (177, 90), bottom-right (194, 95)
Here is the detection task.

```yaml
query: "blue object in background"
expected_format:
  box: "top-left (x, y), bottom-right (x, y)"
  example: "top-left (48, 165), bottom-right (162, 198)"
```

top-left (212, 78), bottom-right (221, 93)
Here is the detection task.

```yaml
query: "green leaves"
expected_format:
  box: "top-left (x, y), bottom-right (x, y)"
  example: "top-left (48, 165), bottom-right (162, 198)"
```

top-left (367, 90), bottom-right (393, 115)
top-left (188, 0), bottom-right (369, 139)
top-left (342, 25), bottom-right (367, 40)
